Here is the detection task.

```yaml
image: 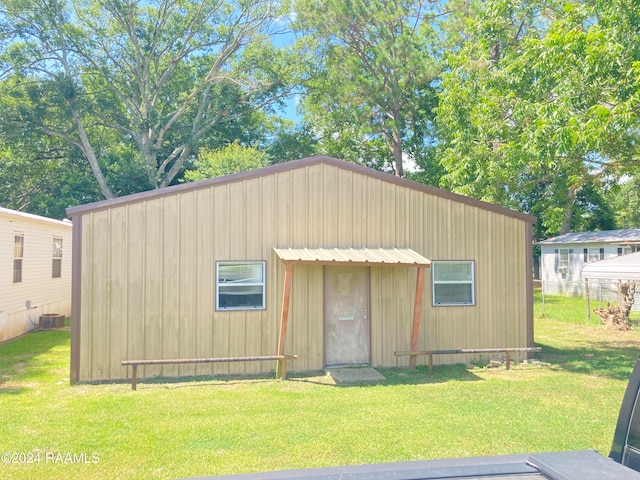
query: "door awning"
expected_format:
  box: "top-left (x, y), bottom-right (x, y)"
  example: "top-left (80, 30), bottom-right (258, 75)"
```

top-left (273, 247), bottom-right (431, 267)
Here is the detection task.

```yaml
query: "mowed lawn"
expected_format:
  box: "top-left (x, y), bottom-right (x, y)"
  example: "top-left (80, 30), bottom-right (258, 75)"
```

top-left (1, 290), bottom-right (640, 480)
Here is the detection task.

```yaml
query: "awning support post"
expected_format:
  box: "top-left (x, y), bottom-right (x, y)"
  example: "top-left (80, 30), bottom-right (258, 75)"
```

top-left (276, 263), bottom-right (294, 380)
top-left (409, 266), bottom-right (426, 369)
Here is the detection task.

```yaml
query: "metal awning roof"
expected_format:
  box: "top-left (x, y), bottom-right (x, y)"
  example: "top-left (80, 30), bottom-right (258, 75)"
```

top-left (581, 252), bottom-right (640, 280)
top-left (273, 247), bottom-right (431, 267)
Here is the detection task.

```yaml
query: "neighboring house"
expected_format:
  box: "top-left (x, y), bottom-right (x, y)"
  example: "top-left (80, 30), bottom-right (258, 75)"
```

top-left (0, 207), bottom-right (72, 342)
top-left (539, 229), bottom-right (640, 305)
top-left (66, 156), bottom-right (536, 383)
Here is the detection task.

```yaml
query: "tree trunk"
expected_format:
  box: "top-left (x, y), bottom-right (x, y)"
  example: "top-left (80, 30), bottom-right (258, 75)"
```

top-left (70, 105), bottom-right (114, 199)
top-left (617, 280), bottom-right (637, 323)
top-left (392, 128), bottom-right (404, 177)
top-left (593, 281), bottom-right (637, 330)
top-left (559, 186), bottom-right (577, 235)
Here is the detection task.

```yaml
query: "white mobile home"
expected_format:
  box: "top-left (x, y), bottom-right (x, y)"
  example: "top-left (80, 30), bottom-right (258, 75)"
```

top-left (539, 230), bottom-right (640, 304)
top-left (0, 207), bottom-right (72, 342)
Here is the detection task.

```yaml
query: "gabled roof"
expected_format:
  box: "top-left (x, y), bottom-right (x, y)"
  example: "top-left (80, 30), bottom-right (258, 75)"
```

top-left (539, 229), bottom-right (640, 245)
top-left (581, 251), bottom-right (640, 280)
top-left (66, 156), bottom-right (536, 223)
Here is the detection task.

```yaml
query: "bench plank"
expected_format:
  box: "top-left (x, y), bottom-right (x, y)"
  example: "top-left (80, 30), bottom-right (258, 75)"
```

top-left (122, 355), bottom-right (298, 390)
top-left (394, 348), bottom-right (542, 371)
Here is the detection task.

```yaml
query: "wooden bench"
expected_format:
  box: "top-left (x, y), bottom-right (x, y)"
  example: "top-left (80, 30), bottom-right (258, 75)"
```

top-left (394, 347), bottom-right (542, 370)
top-left (121, 354), bottom-right (298, 390)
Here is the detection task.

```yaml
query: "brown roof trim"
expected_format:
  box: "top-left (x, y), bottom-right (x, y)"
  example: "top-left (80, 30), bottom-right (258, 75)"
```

top-left (66, 156), bottom-right (537, 223)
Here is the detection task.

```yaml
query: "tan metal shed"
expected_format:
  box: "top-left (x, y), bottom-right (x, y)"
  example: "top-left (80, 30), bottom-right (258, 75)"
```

top-left (66, 156), bottom-right (536, 383)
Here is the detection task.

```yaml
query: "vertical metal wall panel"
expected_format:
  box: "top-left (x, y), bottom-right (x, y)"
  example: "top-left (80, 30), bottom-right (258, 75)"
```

top-left (337, 168), bottom-right (354, 247)
top-left (143, 199), bottom-right (163, 378)
top-left (195, 188), bottom-right (214, 377)
top-left (178, 192), bottom-right (197, 377)
top-left (108, 205), bottom-right (128, 380)
top-left (226, 182), bottom-right (246, 375)
top-left (88, 210), bottom-right (111, 381)
top-left (79, 215), bottom-right (94, 381)
top-left (161, 196), bottom-right (180, 377)
top-left (306, 167), bottom-right (323, 248)
top-left (126, 203), bottom-right (146, 379)
top-left (476, 209), bottom-right (493, 356)
top-left (212, 185), bottom-right (230, 375)
top-left (321, 165), bottom-right (338, 247)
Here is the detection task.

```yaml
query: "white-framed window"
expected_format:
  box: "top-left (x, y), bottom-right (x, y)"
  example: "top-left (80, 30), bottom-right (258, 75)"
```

top-left (432, 261), bottom-right (475, 306)
top-left (13, 233), bottom-right (24, 284)
top-left (52, 237), bottom-right (63, 278)
top-left (216, 261), bottom-right (266, 310)
top-left (557, 248), bottom-right (570, 275)
top-left (588, 248), bottom-right (600, 263)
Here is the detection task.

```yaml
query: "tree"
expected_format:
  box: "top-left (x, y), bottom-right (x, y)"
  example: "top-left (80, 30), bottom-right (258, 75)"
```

top-left (294, 0), bottom-right (441, 177)
top-left (0, 0), bottom-right (296, 199)
top-left (0, 76), bottom-right (102, 217)
top-left (183, 141), bottom-right (269, 181)
top-left (265, 121), bottom-right (320, 163)
top-left (612, 176), bottom-right (640, 229)
top-left (435, 0), bottom-right (640, 238)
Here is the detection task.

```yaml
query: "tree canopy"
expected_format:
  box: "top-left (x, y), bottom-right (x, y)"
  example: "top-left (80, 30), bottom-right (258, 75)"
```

top-left (435, 0), bottom-right (640, 237)
top-left (1, 0), bottom-right (639, 239)
top-left (0, 0), bottom-right (299, 199)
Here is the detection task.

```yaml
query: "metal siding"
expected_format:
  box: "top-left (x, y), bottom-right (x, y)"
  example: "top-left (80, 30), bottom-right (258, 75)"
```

top-left (322, 165), bottom-right (338, 246)
top-left (337, 168), bottom-right (354, 247)
top-left (160, 196), bottom-right (180, 377)
top-left (143, 199), bottom-right (164, 378)
top-left (244, 179), bottom-right (266, 374)
top-left (76, 161), bottom-right (532, 381)
top-left (126, 203), bottom-right (146, 379)
top-left (88, 210), bottom-right (110, 381)
top-left (108, 205), bottom-right (128, 380)
top-left (178, 192), bottom-right (197, 377)
top-left (78, 215), bottom-right (93, 381)
top-left (195, 188), bottom-right (214, 377)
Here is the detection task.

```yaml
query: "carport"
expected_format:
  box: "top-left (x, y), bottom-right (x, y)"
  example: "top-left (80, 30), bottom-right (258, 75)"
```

top-left (581, 251), bottom-right (640, 319)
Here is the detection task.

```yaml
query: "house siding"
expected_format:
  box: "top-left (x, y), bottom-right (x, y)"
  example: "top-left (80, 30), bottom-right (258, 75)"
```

top-left (0, 209), bottom-right (72, 342)
top-left (70, 159), bottom-right (534, 382)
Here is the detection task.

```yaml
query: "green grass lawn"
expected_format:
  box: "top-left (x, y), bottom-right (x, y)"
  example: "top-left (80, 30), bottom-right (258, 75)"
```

top-left (2, 291), bottom-right (640, 480)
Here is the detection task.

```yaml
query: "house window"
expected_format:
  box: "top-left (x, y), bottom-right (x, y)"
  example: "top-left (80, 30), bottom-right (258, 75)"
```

top-left (432, 261), bottom-right (475, 306)
top-left (557, 248), bottom-right (573, 275)
top-left (216, 261), bottom-right (266, 310)
top-left (588, 248), bottom-right (600, 263)
top-left (52, 237), bottom-right (63, 278)
top-left (13, 233), bottom-right (24, 283)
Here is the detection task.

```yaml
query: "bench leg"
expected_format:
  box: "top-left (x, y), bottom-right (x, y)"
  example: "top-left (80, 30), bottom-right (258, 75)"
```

top-left (276, 359), bottom-right (287, 380)
top-left (505, 351), bottom-right (511, 370)
top-left (132, 365), bottom-right (137, 391)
